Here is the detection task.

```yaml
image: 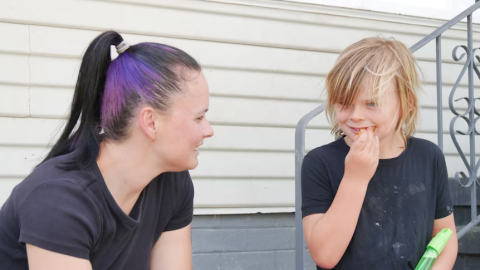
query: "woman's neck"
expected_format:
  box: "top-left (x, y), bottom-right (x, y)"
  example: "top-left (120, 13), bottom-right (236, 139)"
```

top-left (96, 139), bottom-right (165, 215)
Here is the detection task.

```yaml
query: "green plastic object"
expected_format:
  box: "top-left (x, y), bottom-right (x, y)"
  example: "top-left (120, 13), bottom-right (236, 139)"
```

top-left (415, 228), bottom-right (453, 270)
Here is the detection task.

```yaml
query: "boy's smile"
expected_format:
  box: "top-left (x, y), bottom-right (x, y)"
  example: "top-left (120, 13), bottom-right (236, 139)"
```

top-left (348, 125), bottom-right (376, 135)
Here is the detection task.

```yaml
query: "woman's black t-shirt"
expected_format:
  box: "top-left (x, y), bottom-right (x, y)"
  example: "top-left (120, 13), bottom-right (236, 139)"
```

top-left (301, 137), bottom-right (453, 270)
top-left (0, 149), bottom-right (194, 270)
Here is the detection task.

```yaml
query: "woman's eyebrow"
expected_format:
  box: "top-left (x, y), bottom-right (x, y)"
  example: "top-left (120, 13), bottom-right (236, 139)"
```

top-left (197, 108), bottom-right (209, 114)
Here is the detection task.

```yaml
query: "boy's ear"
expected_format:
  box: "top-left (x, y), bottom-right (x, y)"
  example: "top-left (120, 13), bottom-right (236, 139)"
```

top-left (407, 92), bottom-right (416, 113)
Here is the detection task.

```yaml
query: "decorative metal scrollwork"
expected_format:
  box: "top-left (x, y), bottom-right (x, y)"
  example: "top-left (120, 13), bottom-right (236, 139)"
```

top-left (450, 45), bottom-right (480, 187)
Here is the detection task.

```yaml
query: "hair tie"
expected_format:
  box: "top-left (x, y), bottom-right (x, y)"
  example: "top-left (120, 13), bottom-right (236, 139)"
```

top-left (116, 41), bottom-right (131, 54)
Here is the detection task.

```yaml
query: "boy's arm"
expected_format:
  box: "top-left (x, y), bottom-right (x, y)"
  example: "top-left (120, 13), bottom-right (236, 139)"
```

top-left (431, 214), bottom-right (457, 270)
top-left (303, 128), bottom-right (378, 269)
top-left (303, 179), bottom-right (368, 269)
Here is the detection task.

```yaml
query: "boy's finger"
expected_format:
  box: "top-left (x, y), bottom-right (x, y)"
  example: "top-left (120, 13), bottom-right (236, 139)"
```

top-left (352, 131), bottom-right (367, 151)
top-left (374, 135), bottom-right (380, 157)
top-left (363, 127), bottom-right (372, 153)
top-left (368, 127), bottom-right (375, 154)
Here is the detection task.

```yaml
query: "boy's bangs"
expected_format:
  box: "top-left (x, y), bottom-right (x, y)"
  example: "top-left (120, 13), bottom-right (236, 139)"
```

top-left (329, 87), bottom-right (354, 107)
top-left (361, 53), bottom-right (400, 107)
top-left (329, 57), bottom-right (398, 108)
top-left (361, 73), bottom-right (396, 106)
top-left (328, 62), bottom-right (368, 108)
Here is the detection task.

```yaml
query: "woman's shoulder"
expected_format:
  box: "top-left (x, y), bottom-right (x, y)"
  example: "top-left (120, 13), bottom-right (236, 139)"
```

top-left (5, 160), bottom-right (103, 260)
top-left (12, 152), bottom-right (100, 209)
top-left (30, 155), bottom-right (95, 183)
top-left (5, 162), bottom-right (102, 243)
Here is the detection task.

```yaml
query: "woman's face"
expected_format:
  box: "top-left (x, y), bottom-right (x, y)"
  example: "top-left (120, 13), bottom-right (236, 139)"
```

top-left (154, 70), bottom-right (214, 171)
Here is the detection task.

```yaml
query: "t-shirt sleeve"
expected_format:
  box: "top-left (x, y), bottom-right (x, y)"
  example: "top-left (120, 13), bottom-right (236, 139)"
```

top-left (434, 150), bottom-right (454, 219)
top-left (164, 171), bottom-right (194, 231)
top-left (17, 180), bottom-right (100, 259)
top-left (301, 151), bottom-right (335, 218)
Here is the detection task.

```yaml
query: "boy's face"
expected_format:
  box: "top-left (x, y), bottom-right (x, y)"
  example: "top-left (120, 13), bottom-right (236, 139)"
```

top-left (335, 79), bottom-right (401, 145)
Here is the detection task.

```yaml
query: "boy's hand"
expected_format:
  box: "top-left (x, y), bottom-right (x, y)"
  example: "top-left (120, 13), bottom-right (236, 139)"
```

top-left (344, 127), bottom-right (379, 185)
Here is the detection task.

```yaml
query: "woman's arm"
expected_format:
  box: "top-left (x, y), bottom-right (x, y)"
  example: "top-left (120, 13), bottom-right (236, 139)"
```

top-left (149, 224), bottom-right (192, 270)
top-left (26, 244), bottom-right (92, 270)
top-left (431, 214), bottom-right (458, 270)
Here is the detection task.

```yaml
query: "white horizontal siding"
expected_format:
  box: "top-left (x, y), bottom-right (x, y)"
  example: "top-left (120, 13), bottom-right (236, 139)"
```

top-left (282, 0), bottom-right (480, 23)
top-left (0, 0), bottom-right (478, 214)
top-left (2, 0), bottom-right (479, 53)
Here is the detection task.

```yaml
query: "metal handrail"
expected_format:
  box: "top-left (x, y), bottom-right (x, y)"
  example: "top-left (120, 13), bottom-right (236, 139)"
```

top-left (410, 1), bottom-right (480, 52)
top-left (294, 104), bottom-right (325, 270)
top-left (295, 2), bottom-right (480, 269)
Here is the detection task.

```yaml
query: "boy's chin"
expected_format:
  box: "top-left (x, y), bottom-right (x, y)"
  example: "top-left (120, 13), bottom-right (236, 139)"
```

top-left (343, 134), bottom-right (356, 146)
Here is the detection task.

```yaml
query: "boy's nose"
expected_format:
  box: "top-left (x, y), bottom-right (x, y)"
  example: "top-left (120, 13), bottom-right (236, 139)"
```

top-left (349, 106), bottom-right (365, 122)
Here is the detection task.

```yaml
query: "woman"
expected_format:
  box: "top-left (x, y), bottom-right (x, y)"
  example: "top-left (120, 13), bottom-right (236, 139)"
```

top-left (0, 31), bottom-right (214, 270)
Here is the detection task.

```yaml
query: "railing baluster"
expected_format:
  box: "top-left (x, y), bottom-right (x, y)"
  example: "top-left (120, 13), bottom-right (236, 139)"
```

top-left (467, 14), bottom-right (477, 222)
top-left (436, 36), bottom-right (443, 151)
top-left (456, 13), bottom-right (480, 239)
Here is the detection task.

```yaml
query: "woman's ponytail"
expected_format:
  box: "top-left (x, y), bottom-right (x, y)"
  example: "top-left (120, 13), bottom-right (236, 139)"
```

top-left (42, 31), bottom-right (123, 169)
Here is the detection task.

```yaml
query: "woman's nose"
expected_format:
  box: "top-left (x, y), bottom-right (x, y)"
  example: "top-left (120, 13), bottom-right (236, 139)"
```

top-left (204, 121), bottom-right (214, 138)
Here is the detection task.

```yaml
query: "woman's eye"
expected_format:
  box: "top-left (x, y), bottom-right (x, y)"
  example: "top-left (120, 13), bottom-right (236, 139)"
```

top-left (197, 116), bottom-right (204, 121)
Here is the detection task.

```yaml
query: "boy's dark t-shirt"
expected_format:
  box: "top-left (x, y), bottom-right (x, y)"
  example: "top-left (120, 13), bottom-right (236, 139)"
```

top-left (302, 137), bottom-right (453, 270)
top-left (0, 149), bottom-right (194, 270)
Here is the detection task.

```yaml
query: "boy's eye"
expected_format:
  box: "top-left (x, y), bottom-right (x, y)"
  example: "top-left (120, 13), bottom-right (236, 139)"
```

top-left (367, 102), bottom-right (376, 107)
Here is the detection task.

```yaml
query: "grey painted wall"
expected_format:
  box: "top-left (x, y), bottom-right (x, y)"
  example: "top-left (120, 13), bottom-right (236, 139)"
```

top-left (191, 213), bottom-right (314, 270)
top-left (191, 179), bottom-right (480, 270)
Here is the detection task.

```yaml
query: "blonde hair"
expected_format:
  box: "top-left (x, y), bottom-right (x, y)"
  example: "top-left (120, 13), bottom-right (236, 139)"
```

top-left (325, 37), bottom-right (421, 148)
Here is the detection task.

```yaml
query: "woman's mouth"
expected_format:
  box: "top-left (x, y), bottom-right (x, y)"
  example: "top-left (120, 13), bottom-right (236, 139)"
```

top-left (194, 144), bottom-right (202, 155)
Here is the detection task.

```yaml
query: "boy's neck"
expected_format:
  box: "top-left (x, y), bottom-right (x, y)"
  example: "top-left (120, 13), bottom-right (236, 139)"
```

top-left (378, 133), bottom-right (405, 159)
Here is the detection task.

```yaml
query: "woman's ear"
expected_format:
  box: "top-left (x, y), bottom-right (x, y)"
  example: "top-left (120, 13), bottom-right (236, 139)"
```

top-left (139, 107), bottom-right (157, 141)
